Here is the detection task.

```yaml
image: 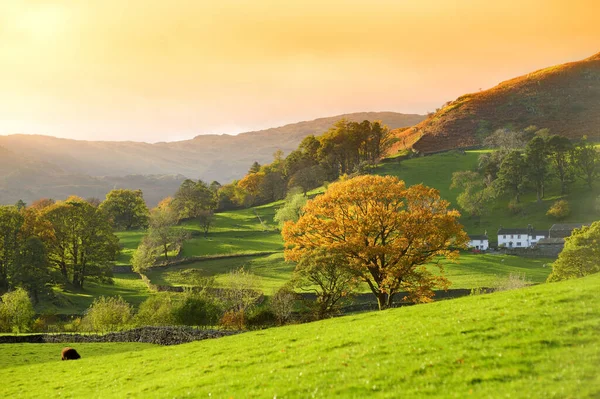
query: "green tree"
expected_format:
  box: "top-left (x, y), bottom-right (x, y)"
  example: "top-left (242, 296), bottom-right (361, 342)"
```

top-left (273, 190), bottom-right (308, 228)
top-left (0, 206), bottom-right (24, 292)
top-left (134, 293), bottom-right (177, 326)
top-left (450, 171), bottom-right (495, 217)
top-left (283, 175), bottom-right (468, 310)
top-left (145, 202), bottom-right (187, 263)
top-left (525, 136), bottom-right (550, 202)
top-left (174, 291), bottom-right (223, 327)
top-left (82, 296), bottom-right (133, 332)
top-left (42, 197), bottom-right (120, 289)
top-left (496, 150), bottom-right (527, 203)
top-left (131, 238), bottom-right (160, 273)
top-left (0, 288), bottom-right (35, 333)
top-left (99, 189), bottom-right (149, 230)
top-left (197, 209), bottom-right (214, 238)
top-left (547, 135), bottom-right (574, 194)
top-left (547, 221), bottom-right (600, 281)
top-left (572, 138), bottom-right (599, 189)
top-left (172, 179), bottom-right (216, 220)
top-left (13, 237), bottom-right (50, 304)
top-left (291, 250), bottom-right (359, 319)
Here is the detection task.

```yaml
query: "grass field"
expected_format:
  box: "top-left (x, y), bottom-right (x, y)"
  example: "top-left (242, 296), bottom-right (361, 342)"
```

top-left (375, 150), bottom-right (600, 239)
top-left (146, 252), bottom-right (553, 296)
top-left (35, 273), bottom-right (150, 315)
top-left (146, 252), bottom-right (292, 294)
top-left (2, 273), bottom-right (598, 398)
top-left (0, 342), bottom-right (156, 370)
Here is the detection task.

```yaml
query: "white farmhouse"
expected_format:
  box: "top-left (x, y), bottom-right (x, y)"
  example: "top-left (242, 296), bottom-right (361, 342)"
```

top-left (497, 225), bottom-right (548, 248)
top-left (468, 235), bottom-right (489, 250)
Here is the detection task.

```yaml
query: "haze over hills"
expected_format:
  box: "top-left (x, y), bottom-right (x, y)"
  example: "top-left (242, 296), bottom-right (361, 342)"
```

top-left (391, 52), bottom-right (600, 154)
top-left (0, 112), bottom-right (424, 206)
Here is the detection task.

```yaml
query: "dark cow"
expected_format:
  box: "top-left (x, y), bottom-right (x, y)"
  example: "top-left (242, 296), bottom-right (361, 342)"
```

top-left (61, 347), bottom-right (81, 360)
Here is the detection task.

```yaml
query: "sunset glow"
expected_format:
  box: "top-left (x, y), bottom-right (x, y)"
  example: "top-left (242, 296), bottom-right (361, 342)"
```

top-left (1, 0), bottom-right (599, 142)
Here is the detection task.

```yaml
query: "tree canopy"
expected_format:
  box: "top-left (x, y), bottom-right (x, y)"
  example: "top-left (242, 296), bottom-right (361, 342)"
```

top-left (99, 189), bottom-right (149, 230)
top-left (283, 175), bottom-right (468, 309)
top-left (548, 221), bottom-right (600, 282)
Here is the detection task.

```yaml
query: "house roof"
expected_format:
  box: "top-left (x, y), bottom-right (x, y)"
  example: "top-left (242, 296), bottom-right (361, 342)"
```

top-left (532, 230), bottom-right (549, 237)
top-left (550, 223), bottom-right (588, 231)
top-left (497, 228), bottom-right (530, 235)
top-left (468, 235), bottom-right (488, 241)
top-left (536, 237), bottom-right (565, 245)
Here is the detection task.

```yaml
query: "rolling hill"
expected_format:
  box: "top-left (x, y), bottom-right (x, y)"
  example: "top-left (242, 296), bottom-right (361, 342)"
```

top-left (390, 51), bottom-right (600, 154)
top-left (0, 112), bottom-right (424, 206)
top-left (1, 273), bottom-right (598, 398)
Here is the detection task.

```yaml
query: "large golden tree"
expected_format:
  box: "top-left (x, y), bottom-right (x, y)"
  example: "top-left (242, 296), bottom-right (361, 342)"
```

top-left (282, 175), bottom-right (468, 309)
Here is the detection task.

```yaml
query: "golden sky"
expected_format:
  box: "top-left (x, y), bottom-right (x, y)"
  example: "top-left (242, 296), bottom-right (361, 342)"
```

top-left (1, 0), bottom-right (599, 142)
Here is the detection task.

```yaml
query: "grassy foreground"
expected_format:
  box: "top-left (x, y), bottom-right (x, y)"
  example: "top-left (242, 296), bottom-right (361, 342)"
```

top-left (2, 274), bottom-right (599, 398)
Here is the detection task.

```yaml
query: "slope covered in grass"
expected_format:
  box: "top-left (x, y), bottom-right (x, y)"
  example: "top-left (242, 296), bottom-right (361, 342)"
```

top-left (375, 150), bottom-right (600, 238)
top-left (391, 51), bottom-right (600, 154)
top-left (3, 273), bottom-right (598, 398)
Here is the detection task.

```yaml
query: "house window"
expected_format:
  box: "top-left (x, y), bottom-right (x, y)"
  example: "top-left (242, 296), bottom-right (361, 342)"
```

top-left (517, 235), bottom-right (521, 239)
top-left (503, 235), bottom-right (506, 239)
top-left (511, 235), bottom-right (514, 239)
top-left (517, 242), bottom-right (521, 246)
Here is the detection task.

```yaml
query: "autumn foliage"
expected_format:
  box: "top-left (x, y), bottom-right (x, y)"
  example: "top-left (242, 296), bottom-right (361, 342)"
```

top-left (283, 175), bottom-right (468, 309)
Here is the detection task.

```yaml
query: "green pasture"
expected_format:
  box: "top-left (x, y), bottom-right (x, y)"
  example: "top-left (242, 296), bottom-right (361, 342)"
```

top-left (2, 273), bottom-right (598, 398)
top-left (433, 253), bottom-right (553, 289)
top-left (146, 253), bottom-right (292, 294)
top-left (375, 150), bottom-right (600, 239)
top-left (0, 342), bottom-right (156, 370)
top-left (35, 273), bottom-right (149, 315)
top-left (145, 252), bottom-right (552, 298)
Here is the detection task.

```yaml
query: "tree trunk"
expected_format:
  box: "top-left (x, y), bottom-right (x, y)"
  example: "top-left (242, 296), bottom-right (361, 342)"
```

top-left (376, 292), bottom-right (390, 310)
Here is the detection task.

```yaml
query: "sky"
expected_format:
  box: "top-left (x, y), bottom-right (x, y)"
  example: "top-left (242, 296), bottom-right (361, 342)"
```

top-left (1, 0), bottom-right (599, 143)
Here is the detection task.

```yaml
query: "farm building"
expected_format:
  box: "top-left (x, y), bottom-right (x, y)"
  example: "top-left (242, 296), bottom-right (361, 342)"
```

top-left (468, 235), bottom-right (489, 250)
top-left (535, 223), bottom-right (591, 256)
top-left (497, 225), bottom-right (548, 248)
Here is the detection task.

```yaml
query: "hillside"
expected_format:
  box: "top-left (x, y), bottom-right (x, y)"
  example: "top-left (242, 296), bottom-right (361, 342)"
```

top-left (0, 112), bottom-right (424, 205)
top-left (375, 150), bottom-right (600, 239)
top-left (391, 52), bottom-right (600, 154)
top-left (2, 273), bottom-right (598, 398)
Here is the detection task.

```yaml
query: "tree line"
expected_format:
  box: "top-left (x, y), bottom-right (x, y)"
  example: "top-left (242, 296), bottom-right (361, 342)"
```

top-left (452, 127), bottom-right (600, 217)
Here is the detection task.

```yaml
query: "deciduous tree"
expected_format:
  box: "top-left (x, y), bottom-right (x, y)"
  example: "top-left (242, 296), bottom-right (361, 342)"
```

top-left (496, 150), bottom-right (527, 203)
top-left (572, 138), bottom-right (599, 189)
top-left (547, 221), bottom-right (600, 281)
top-left (99, 189), bottom-right (149, 230)
top-left (283, 175), bottom-right (468, 310)
top-left (525, 136), bottom-right (550, 202)
top-left (42, 197), bottom-right (120, 289)
top-left (291, 250), bottom-right (358, 319)
top-left (450, 171), bottom-right (495, 217)
top-left (547, 135), bottom-right (574, 194)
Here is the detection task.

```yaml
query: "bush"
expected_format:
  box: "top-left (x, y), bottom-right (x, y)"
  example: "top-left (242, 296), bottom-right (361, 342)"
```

top-left (494, 273), bottom-right (530, 292)
top-left (270, 287), bottom-right (296, 325)
top-left (547, 199), bottom-right (571, 219)
top-left (134, 293), bottom-right (178, 327)
top-left (32, 313), bottom-right (59, 333)
top-left (219, 310), bottom-right (246, 330)
top-left (246, 306), bottom-right (277, 328)
top-left (174, 292), bottom-right (222, 327)
top-left (0, 288), bottom-right (35, 333)
top-left (82, 296), bottom-right (133, 332)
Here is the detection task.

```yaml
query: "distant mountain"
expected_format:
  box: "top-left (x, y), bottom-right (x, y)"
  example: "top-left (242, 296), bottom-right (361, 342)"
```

top-left (0, 112), bottom-right (424, 205)
top-left (391, 52), bottom-right (600, 154)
